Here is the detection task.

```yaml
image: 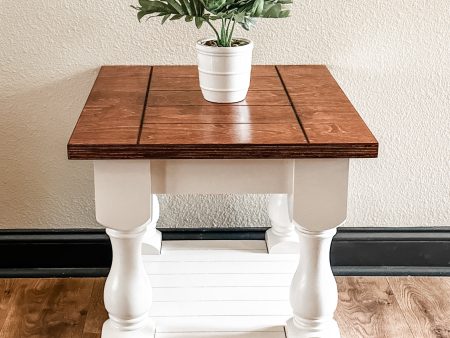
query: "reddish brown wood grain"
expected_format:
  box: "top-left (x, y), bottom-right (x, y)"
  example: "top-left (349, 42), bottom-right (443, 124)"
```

top-left (152, 65), bottom-right (278, 78)
top-left (277, 65), bottom-right (378, 145)
top-left (140, 123), bottom-right (306, 145)
top-left (150, 76), bottom-right (283, 91)
top-left (0, 279), bottom-right (94, 338)
top-left (67, 65), bottom-right (378, 159)
top-left (147, 90), bottom-right (290, 106)
top-left (69, 66), bottom-right (151, 145)
top-left (1, 277), bottom-right (448, 337)
top-left (144, 106), bottom-right (298, 124)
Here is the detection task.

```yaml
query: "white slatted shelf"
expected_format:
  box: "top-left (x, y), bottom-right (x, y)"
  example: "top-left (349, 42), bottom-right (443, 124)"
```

top-left (154, 316), bottom-right (287, 333)
top-left (146, 240), bottom-right (296, 337)
top-left (146, 261), bottom-right (297, 275)
top-left (151, 273), bottom-right (293, 288)
top-left (156, 332), bottom-right (286, 338)
top-left (152, 286), bottom-right (289, 301)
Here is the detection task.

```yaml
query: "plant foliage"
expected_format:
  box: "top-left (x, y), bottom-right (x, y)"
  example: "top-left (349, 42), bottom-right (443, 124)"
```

top-left (132, 0), bottom-right (292, 47)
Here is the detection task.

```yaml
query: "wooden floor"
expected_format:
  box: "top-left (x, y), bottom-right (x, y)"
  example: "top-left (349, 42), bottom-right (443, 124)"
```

top-left (1, 241), bottom-right (450, 338)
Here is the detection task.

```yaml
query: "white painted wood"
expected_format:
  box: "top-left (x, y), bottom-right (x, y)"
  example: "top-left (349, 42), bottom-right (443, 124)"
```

top-left (94, 160), bottom-right (157, 338)
top-left (93, 157), bottom-right (350, 338)
top-left (266, 194), bottom-right (298, 254)
top-left (151, 300), bottom-right (291, 316)
top-left (156, 332), bottom-right (285, 338)
top-left (143, 251), bottom-right (296, 262)
top-left (290, 159), bottom-right (349, 231)
top-left (152, 286), bottom-right (289, 302)
top-left (150, 273), bottom-right (293, 288)
top-left (142, 194), bottom-right (162, 255)
top-left (143, 240), bottom-right (296, 262)
top-left (286, 159), bottom-right (349, 338)
top-left (143, 240), bottom-right (295, 336)
top-left (161, 240), bottom-right (267, 251)
top-left (151, 159), bottom-right (293, 194)
top-left (154, 316), bottom-right (287, 333)
top-left (286, 227), bottom-right (339, 338)
top-left (94, 160), bottom-right (152, 230)
top-left (145, 260), bottom-right (297, 275)
top-left (103, 226), bottom-right (155, 338)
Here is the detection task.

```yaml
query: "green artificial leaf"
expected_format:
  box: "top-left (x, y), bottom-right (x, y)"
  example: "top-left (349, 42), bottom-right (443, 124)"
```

top-left (192, 0), bottom-right (199, 15)
top-left (166, 0), bottom-right (184, 14)
top-left (233, 11), bottom-right (245, 23)
top-left (161, 13), bottom-right (171, 23)
top-left (131, 0), bottom-right (292, 43)
top-left (181, 0), bottom-right (193, 15)
top-left (251, 0), bottom-right (264, 16)
top-left (137, 11), bottom-right (146, 21)
top-left (195, 16), bottom-right (204, 28)
top-left (262, 3), bottom-right (280, 17)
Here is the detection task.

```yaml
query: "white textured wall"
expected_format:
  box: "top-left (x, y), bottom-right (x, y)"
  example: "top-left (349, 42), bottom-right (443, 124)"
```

top-left (0, 0), bottom-right (449, 229)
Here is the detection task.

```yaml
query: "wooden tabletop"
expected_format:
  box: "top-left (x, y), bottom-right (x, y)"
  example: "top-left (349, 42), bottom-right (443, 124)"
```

top-left (68, 65), bottom-right (378, 159)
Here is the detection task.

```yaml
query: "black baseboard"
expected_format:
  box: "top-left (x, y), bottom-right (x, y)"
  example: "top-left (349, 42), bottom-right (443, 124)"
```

top-left (0, 227), bottom-right (449, 277)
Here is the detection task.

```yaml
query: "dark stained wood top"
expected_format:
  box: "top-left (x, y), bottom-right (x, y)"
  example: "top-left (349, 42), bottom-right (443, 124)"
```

top-left (68, 65), bottom-right (378, 159)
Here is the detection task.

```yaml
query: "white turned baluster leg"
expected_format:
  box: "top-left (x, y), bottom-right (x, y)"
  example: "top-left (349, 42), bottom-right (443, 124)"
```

top-left (142, 195), bottom-right (162, 255)
top-left (265, 194), bottom-right (298, 253)
top-left (286, 159), bottom-right (349, 338)
top-left (94, 160), bottom-right (155, 338)
top-left (286, 226), bottom-right (339, 337)
top-left (103, 226), bottom-right (154, 337)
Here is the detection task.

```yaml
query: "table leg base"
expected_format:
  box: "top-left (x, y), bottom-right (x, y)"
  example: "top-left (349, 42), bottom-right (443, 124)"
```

top-left (285, 318), bottom-right (340, 338)
top-left (265, 228), bottom-right (299, 254)
top-left (142, 229), bottom-right (162, 255)
top-left (101, 319), bottom-right (155, 338)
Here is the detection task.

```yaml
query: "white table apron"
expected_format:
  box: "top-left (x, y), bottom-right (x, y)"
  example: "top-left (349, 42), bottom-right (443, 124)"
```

top-left (94, 158), bottom-right (349, 338)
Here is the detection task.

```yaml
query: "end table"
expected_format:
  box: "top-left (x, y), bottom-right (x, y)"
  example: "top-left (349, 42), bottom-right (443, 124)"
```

top-left (68, 65), bottom-right (378, 338)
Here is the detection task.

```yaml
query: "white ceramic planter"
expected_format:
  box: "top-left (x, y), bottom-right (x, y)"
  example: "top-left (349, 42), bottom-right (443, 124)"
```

top-left (196, 38), bottom-right (254, 103)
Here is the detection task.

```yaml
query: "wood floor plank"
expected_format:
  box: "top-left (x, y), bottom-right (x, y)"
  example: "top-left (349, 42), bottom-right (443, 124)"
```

top-left (83, 278), bottom-right (108, 335)
top-left (2, 253), bottom-right (450, 338)
top-left (82, 333), bottom-right (101, 338)
top-left (388, 277), bottom-right (450, 338)
top-left (0, 278), bottom-right (95, 338)
top-left (0, 279), bottom-right (17, 332)
top-left (335, 276), bottom-right (413, 338)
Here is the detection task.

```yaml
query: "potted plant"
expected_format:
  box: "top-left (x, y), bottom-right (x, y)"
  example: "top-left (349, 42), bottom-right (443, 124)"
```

top-left (132, 0), bottom-right (292, 103)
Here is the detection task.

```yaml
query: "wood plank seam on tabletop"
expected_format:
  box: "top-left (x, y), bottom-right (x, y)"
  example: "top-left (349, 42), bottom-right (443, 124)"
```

top-left (144, 106), bottom-right (299, 125)
top-left (146, 90), bottom-right (291, 107)
top-left (67, 65), bottom-right (152, 147)
top-left (137, 66), bottom-right (154, 144)
top-left (275, 65), bottom-right (310, 144)
top-left (150, 76), bottom-right (283, 92)
top-left (141, 65), bottom-right (307, 149)
top-left (67, 65), bottom-right (116, 145)
top-left (151, 65), bottom-right (279, 78)
top-left (276, 65), bottom-right (378, 149)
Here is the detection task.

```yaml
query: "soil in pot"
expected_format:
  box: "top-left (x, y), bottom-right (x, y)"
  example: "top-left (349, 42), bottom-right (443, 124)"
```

top-left (201, 38), bottom-right (250, 47)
